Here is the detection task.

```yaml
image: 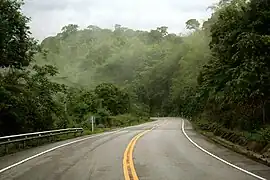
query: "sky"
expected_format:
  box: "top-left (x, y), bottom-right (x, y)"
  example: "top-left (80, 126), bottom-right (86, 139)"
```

top-left (22, 0), bottom-right (219, 40)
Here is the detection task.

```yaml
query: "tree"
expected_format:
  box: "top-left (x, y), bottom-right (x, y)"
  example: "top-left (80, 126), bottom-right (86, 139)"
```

top-left (114, 24), bottom-right (122, 31)
top-left (0, 0), bottom-right (68, 135)
top-left (87, 25), bottom-right (101, 31)
top-left (0, 64), bottom-right (66, 135)
top-left (186, 19), bottom-right (200, 30)
top-left (198, 0), bottom-right (270, 129)
top-left (60, 24), bottom-right (79, 39)
top-left (157, 26), bottom-right (168, 37)
top-left (0, 0), bottom-right (37, 69)
top-left (94, 83), bottom-right (130, 115)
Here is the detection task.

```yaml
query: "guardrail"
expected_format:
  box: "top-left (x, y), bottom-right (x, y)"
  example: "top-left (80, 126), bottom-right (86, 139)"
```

top-left (0, 128), bottom-right (83, 154)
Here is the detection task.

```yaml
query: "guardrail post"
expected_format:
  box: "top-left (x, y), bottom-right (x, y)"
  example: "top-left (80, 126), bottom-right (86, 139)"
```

top-left (37, 134), bottom-right (41, 146)
top-left (5, 138), bottom-right (11, 154)
top-left (17, 141), bottom-right (20, 150)
top-left (23, 136), bottom-right (27, 148)
top-left (50, 133), bottom-right (53, 142)
top-left (5, 144), bottom-right (8, 154)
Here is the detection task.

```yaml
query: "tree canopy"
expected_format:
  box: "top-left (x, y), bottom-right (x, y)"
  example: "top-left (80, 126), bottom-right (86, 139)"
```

top-left (0, 0), bottom-right (37, 68)
top-left (186, 19), bottom-right (200, 30)
top-left (1, 0), bottom-right (270, 136)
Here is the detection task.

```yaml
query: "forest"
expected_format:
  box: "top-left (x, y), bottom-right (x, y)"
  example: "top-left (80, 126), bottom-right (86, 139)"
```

top-left (1, 0), bottom-right (270, 144)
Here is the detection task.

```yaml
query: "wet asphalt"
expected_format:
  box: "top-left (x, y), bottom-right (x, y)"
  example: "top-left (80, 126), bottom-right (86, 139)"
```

top-left (0, 118), bottom-right (269, 180)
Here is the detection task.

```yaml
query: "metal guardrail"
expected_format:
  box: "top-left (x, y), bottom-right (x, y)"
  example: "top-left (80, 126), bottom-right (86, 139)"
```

top-left (0, 128), bottom-right (83, 153)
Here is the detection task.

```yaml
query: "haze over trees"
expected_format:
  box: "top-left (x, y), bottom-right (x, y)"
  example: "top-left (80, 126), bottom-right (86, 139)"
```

top-left (1, 0), bottom-right (270, 142)
top-left (0, 0), bottom-right (133, 135)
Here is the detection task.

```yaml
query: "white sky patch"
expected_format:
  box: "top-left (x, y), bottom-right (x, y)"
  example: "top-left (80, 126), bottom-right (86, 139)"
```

top-left (22, 0), bottom-right (219, 40)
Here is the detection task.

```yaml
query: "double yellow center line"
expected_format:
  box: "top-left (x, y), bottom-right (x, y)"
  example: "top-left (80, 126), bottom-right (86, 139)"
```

top-left (122, 129), bottom-right (152, 180)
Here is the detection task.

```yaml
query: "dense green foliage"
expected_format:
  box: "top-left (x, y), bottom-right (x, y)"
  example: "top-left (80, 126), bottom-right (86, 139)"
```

top-left (35, 0), bottom-right (270, 132)
top-left (196, 0), bottom-right (270, 131)
top-left (1, 0), bottom-right (270, 137)
top-left (0, 0), bottom-right (37, 68)
top-left (0, 0), bottom-right (139, 136)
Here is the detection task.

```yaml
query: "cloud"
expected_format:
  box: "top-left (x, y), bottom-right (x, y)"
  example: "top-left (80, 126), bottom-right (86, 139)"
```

top-left (22, 0), bottom-right (219, 40)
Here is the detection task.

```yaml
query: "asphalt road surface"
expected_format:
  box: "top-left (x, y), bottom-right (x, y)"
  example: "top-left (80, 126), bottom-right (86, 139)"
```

top-left (0, 118), bottom-right (269, 180)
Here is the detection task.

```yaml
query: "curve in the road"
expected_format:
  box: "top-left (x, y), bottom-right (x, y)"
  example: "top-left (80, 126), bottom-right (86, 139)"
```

top-left (181, 119), bottom-right (267, 180)
top-left (0, 119), bottom-right (268, 180)
top-left (122, 121), bottom-right (166, 180)
top-left (0, 127), bottom-right (129, 174)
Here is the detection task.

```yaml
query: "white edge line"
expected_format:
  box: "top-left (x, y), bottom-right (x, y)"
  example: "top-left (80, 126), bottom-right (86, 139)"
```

top-left (181, 119), bottom-right (267, 180)
top-left (0, 131), bottom-right (119, 173)
top-left (0, 121), bottom-right (157, 174)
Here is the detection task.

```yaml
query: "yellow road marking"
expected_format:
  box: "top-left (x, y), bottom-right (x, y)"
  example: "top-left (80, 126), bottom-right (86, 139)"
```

top-left (123, 129), bottom-right (152, 180)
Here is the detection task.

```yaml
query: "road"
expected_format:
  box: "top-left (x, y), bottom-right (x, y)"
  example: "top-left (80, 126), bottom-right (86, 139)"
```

top-left (0, 118), bottom-right (269, 180)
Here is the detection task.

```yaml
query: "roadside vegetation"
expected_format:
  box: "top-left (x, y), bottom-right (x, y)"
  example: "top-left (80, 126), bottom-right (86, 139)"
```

top-left (1, 0), bottom-right (270, 158)
top-left (0, 0), bottom-right (151, 137)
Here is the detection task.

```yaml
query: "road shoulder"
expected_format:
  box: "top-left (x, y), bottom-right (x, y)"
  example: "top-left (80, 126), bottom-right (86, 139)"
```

top-left (183, 120), bottom-right (270, 179)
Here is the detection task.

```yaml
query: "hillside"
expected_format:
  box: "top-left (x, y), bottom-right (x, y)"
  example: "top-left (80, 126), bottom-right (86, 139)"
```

top-left (35, 25), bottom-right (184, 87)
top-left (2, 0), bottom-right (270, 148)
